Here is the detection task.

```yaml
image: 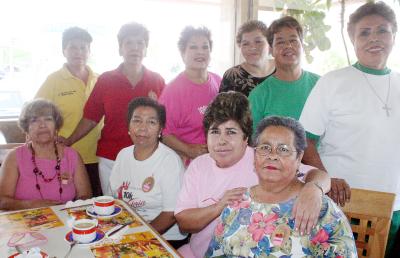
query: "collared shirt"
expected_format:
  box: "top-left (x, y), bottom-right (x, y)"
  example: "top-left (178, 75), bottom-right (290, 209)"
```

top-left (36, 64), bottom-right (101, 164)
top-left (84, 64), bottom-right (165, 160)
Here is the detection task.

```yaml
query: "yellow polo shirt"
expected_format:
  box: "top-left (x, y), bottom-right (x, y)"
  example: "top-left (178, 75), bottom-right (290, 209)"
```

top-left (35, 64), bottom-right (102, 164)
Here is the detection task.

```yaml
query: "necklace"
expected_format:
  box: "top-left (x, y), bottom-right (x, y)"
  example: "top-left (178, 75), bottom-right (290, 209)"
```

top-left (361, 72), bottom-right (391, 117)
top-left (30, 142), bottom-right (62, 200)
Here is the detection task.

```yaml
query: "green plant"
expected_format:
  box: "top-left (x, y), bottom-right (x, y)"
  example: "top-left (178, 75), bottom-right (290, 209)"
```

top-left (272, 0), bottom-right (332, 63)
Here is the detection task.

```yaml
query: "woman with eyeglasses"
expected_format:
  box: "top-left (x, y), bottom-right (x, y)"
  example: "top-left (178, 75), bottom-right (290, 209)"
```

top-left (0, 99), bottom-right (92, 211)
top-left (174, 92), bottom-right (330, 258)
top-left (206, 116), bottom-right (356, 257)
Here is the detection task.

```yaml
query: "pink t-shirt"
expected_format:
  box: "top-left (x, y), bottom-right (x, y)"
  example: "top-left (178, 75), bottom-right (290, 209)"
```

top-left (159, 72), bottom-right (221, 145)
top-left (15, 145), bottom-right (78, 202)
top-left (174, 147), bottom-right (316, 258)
top-left (175, 147), bottom-right (258, 258)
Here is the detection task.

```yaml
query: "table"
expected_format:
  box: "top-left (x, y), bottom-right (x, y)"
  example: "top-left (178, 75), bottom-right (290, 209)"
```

top-left (0, 200), bottom-right (182, 257)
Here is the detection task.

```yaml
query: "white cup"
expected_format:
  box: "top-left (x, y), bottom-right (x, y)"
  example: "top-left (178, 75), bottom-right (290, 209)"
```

top-left (93, 196), bottom-right (115, 216)
top-left (72, 219), bottom-right (98, 243)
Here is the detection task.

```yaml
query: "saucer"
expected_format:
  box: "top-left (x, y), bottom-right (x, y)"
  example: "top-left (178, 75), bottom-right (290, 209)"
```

top-left (64, 229), bottom-right (105, 246)
top-left (9, 251), bottom-right (47, 258)
top-left (86, 205), bottom-right (122, 219)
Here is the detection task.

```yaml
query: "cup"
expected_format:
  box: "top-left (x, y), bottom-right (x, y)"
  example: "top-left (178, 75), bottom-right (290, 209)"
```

top-left (72, 219), bottom-right (98, 243)
top-left (93, 196), bottom-right (115, 216)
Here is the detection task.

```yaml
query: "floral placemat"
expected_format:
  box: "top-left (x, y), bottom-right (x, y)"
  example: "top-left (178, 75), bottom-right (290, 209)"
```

top-left (90, 231), bottom-right (174, 258)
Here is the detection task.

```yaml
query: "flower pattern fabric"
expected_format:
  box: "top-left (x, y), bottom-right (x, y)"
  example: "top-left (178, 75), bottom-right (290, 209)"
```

top-left (206, 190), bottom-right (357, 258)
top-left (219, 65), bottom-right (271, 97)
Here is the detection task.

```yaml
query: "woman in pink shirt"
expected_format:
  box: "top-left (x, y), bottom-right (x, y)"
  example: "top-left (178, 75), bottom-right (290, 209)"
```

top-left (0, 99), bottom-right (92, 210)
top-left (160, 26), bottom-right (221, 164)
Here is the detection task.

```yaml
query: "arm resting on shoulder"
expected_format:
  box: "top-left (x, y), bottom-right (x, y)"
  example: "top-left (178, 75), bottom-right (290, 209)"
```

top-left (162, 135), bottom-right (207, 160)
top-left (302, 138), bottom-right (350, 206)
top-left (65, 118), bottom-right (98, 146)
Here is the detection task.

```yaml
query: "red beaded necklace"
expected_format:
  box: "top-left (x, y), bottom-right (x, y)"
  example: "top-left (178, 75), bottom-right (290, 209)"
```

top-left (30, 142), bottom-right (62, 200)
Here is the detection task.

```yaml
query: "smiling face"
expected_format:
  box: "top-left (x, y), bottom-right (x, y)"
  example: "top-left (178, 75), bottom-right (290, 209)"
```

top-left (181, 35), bottom-right (211, 71)
top-left (207, 120), bottom-right (248, 168)
top-left (63, 38), bottom-right (90, 68)
top-left (119, 35), bottom-right (147, 66)
top-left (129, 106), bottom-right (161, 149)
top-left (271, 26), bottom-right (303, 69)
top-left (254, 126), bottom-right (302, 184)
top-left (351, 15), bottom-right (395, 70)
top-left (240, 29), bottom-right (269, 66)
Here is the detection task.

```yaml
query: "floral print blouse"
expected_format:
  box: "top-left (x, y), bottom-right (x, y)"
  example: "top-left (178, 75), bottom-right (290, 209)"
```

top-left (205, 190), bottom-right (357, 258)
top-left (219, 65), bottom-right (271, 97)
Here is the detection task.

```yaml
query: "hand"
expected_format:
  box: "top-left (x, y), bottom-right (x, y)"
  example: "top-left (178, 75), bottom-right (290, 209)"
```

top-left (328, 178), bottom-right (351, 207)
top-left (56, 135), bottom-right (69, 145)
top-left (216, 187), bottom-right (247, 211)
top-left (292, 182), bottom-right (323, 235)
top-left (186, 144), bottom-right (208, 159)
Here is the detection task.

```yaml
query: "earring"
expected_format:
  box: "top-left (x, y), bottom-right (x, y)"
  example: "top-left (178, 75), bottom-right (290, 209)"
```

top-left (128, 131), bottom-right (130, 135)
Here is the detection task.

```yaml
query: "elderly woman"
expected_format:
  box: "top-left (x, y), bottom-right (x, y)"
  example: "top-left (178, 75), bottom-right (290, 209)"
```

top-left (107, 97), bottom-right (186, 248)
top-left (64, 22), bottom-right (165, 193)
top-left (175, 92), bottom-right (330, 258)
top-left (160, 26), bottom-right (221, 163)
top-left (0, 99), bottom-right (92, 210)
top-left (220, 20), bottom-right (275, 96)
top-left (35, 27), bottom-right (102, 197)
top-left (206, 116), bottom-right (356, 257)
top-left (300, 2), bottom-right (400, 256)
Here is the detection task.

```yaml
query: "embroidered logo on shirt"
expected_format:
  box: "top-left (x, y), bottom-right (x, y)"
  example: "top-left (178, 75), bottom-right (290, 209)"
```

top-left (198, 105), bottom-right (207, 114)
top-left (58, 90), bottom-right (76, 96)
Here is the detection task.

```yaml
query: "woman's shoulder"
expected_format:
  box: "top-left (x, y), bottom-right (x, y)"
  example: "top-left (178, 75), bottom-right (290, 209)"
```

top-left (115, 145), bottom-right (134, 159)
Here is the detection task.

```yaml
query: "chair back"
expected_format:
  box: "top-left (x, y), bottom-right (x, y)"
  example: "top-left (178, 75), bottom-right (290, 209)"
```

top-left (341, 188), bottom-right (395, 258)
top-left (0, 143), bottom-right (24, 166)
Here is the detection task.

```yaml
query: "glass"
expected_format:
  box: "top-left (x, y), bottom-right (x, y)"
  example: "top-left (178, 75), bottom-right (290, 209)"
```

top-left (273, 38), bottom-right (301, 49)
top-left (254, 144), bottom-right (297, 157)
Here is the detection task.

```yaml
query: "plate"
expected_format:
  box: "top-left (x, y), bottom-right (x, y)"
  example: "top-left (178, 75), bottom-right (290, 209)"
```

top-left (64, 229), bottom-right (105, 246)
top-left (86, 205), bottom-right (122, 219)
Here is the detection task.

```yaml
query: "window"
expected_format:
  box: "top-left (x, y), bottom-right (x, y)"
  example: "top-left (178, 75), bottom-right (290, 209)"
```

top-left (0, 0), bottom-right (236, 117)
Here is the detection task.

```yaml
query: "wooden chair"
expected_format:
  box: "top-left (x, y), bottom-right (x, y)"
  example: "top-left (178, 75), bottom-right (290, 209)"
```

top-left (0, 143), bottom-right (24, 166)
top-left (341, 188), bottom-right (395, 258)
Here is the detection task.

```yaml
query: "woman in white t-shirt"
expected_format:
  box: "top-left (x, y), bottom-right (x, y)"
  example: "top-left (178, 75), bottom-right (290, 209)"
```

top-left (107, 97), bottom-right (187, 248)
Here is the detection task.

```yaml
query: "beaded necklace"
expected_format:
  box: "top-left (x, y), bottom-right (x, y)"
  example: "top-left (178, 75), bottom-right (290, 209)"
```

top-left (30, 142), bottom-right (62, 200)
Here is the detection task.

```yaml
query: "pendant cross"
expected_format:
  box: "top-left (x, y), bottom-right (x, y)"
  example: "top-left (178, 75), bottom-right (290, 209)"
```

top-left (383, 104), bottom-right (391, 117)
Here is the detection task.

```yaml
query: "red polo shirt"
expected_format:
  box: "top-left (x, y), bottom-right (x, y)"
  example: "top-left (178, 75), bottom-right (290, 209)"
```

top-left (84, 64), bottom-right (165, 160)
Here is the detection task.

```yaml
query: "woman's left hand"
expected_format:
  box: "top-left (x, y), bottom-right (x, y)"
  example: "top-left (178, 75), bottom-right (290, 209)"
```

top-left (291, 182), bottom-right (322, 235)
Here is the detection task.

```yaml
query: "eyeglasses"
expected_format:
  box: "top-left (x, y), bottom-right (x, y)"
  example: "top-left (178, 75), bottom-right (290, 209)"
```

top-left (273, 39), bottom-right (301, 49)
top-left (254, 144), bottom-right (297, 157)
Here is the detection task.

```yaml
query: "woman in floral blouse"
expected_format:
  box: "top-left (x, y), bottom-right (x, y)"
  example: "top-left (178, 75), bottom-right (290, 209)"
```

top-left (206, 116), bottom-right (357, 257)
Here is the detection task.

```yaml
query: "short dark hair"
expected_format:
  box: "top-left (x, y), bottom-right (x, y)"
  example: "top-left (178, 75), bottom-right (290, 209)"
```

top-left (203, 91), bottom-right (252, 141)
top-left (178, 26), bottom-right (213, 53)
top-left (19, 99), bottom-right (63, 133)
top-left (127, 97), bottom-right (166, 128)
top-left (236, 20), bottom-right (268, 45)
top-left (62, 27), bottom-right (92, 50)
top-left (348, 1), bottom-right (397, 41)
top-left (266, 16), bottom-right (303, 47)
top-left (118, 22), bottom-right (149, 47)
top-left (253, 116), bottom-right (306, 157)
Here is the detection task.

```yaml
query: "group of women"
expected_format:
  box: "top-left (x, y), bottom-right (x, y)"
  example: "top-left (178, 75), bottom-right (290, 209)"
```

top-left (0, 1), bottom-right (399, 257)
